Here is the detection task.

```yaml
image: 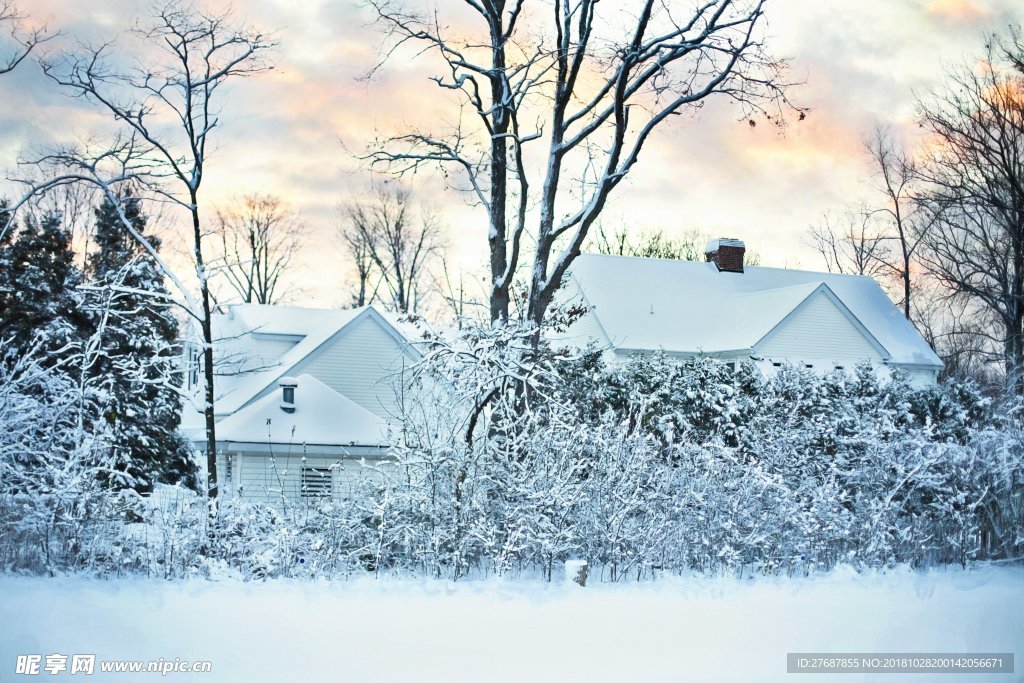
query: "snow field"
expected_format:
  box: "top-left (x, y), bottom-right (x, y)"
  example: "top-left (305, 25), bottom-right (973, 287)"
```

top-left (2, 565), bottom-right (1021, 683)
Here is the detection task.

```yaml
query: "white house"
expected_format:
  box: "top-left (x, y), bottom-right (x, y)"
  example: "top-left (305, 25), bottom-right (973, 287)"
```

top-left (559, 239), bottom-right (943, 385)
top-left (181, 304), bottom-right (419, 503)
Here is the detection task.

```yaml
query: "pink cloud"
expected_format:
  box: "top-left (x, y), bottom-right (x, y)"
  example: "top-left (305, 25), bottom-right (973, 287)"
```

top-left (2, 0), bottom-right (1023, 308)
top-left (925, 0), bottom-right (988, 21)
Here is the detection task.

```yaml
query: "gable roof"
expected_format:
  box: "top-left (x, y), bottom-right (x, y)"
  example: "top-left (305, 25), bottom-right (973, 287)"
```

top-left (563, 253), bottom-right (942, 368)
top-left (215, 374), bottom-right (388, 447)
top-left (204, 304), bottom-right (419, 417)
top-left (751, 282), bottom-right (890, 359)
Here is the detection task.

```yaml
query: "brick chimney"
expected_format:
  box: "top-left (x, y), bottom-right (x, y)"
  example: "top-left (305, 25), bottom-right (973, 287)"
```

top-left (704, 238), bottom-right (745, 273)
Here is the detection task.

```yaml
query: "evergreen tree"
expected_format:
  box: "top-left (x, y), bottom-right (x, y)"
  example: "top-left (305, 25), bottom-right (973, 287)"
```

top-left (0, 208), bottom-right (103, 493)
top-left (0, 210), bottom-right (88, 365)
top-left (0, 202), bottom-right (13, 329)
top-left (85, 196), bottom-right (197, 492)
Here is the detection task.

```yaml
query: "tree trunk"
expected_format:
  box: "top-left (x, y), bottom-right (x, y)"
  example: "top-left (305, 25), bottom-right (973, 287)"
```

top-left (1009, 213), bottom-right (1024, 395)
top-left (192, 196), bottom-right (218, 499)
top-left (487, 9), bottom-right (510, 325)
top-left (1007, 306), bottom-right (1024, 396)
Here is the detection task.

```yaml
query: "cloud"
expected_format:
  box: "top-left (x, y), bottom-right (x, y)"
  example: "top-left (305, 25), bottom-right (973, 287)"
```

top-left (925, 0), bottom-right (988, 22)
top-left (0, 0), bottom-right (1021, 308)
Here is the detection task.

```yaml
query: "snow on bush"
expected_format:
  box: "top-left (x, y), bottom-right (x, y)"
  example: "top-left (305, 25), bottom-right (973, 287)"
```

top-left (1, 321), bottom-right (1022, 580)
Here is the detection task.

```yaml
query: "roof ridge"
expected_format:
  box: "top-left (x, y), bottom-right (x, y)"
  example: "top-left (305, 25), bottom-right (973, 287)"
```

top-left (564, 254), bottom-right (942, 367)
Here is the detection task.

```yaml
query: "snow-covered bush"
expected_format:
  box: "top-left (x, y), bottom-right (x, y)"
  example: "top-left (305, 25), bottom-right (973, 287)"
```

top-left (0, 342), bottom-right (114, 574)
top-left (557, 352), bottom-right (1023, 574)
top-left (2, 318), bottom-right (1021, 581)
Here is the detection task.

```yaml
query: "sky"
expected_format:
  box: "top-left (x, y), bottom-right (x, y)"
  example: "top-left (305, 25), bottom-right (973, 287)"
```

top-left (0, 0), bottom-right (1021, 309)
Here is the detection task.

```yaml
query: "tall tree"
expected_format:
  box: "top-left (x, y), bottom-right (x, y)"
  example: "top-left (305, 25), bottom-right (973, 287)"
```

top-left (915, 28), bottom-right (1024, 393)
top-left (864, 127), bottom-right (925, 320)
top-left (0, 211), bottom-right (87, 364)
top-left (806, 209), bottom-right (891, 279)
top-left (214, 194), bottom-right (305, 305)
top-left (85, 195), bottom-right (196, 492)
top-left (366, 0), bottom-right (798, 328)
top-left (341, 183), bottom-right (443, 314)
top-left (0, 199), bottom-right (12, 294)
top-left (340, 210), bottom-right (378, 308)
top-left (35, 2), bottom-right (276, 499)
top-left (805, 130), bottom-right (924, 327)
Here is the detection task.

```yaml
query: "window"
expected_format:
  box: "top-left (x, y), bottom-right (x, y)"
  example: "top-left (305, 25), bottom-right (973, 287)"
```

top-left (301, 467), bottom-right (332, 499)
top-left (225, 454), bottom-right (232, 484)
top-left (187, 344), bottom-right (200, 389)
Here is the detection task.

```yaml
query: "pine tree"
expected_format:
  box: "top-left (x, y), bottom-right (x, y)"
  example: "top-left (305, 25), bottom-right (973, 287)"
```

top-left (85, 196), bottom-right (197, 492)
top-left (0, 202), bottom-right (13, 332)
top-left (0, 209), bottom-right (105, 495)
top-left (0, 210), bottom-right (88, 365)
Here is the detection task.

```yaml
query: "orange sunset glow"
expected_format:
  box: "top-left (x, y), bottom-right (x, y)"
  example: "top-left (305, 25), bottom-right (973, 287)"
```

top-left (0, 0), bottom-right (1019, 307)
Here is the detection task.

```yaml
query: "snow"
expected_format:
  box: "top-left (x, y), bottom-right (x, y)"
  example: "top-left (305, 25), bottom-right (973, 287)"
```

top-left (181, 304), bottom-right (418, 437)
top-left (204, 305), bottom-right (365, 416)
top-left (704, 237), bottom-right (745, 252)
top-left (215, 373), bottom-right (389, 446)
top-left (562, 253), bottom-right (943, 367)
top-left (228, 305), bottom-right (362, 338)
top-left (2, 567), bottom-right (1020, 682)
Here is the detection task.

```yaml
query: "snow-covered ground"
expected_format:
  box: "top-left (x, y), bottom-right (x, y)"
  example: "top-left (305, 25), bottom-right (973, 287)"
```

top-left (2, 566), bottom-right (1021, 682)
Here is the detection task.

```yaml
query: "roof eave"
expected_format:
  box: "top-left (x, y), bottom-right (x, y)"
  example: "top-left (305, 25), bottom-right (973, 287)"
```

top-left (883, 360), bottom-right (945, 370)
top-left (613, 346), bottom-right (755, 358)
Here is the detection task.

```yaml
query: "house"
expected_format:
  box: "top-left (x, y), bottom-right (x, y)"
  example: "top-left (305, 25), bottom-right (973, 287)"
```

top-left (180, 304), bottom-right (419, 503)
top-left (558, 239), bottom-right (943, 385)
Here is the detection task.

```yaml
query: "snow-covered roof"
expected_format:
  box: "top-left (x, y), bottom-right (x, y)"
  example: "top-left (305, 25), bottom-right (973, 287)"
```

top-left (208, 305), bottom-right (362, 416)
top-left (563, 253), bottom-right (942, 368)
top-left (215, 374), bottom-right (388, 447)
top-left (204, 304), bottom-right (416, 417)
top-left (226, 304), bottom-right (359, 337)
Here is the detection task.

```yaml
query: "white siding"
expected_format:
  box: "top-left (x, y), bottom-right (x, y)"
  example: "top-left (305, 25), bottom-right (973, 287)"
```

top-left (755, 289), bottom-right (885, 366)
top-left (295, 316), bottom-right (408, 419)
top-left (555, 275), bottom-right (612, 349)
top-left (251, 336), bottom-right (298, 365)
top-left (223, 451), bottom-right (390, 504)
top-left (564, 309), bottom-right (612, 349)
top-left (891, 365), bottom-right (940, 387)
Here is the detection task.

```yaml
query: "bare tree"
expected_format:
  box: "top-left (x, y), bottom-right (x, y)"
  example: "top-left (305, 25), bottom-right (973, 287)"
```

top-left (0, 1), bottom-right (52, 244)
top-left (592, 225), bottom-right (707, 261)
top-left (365, 0), bottom-right (799, 330)
top-left (341, 183), bottom-right (444, 314)
top-left (914, 28), bottom-right (1024, 393)
top-left (805, 209), bottom-right (891, 278)
top-left (865, 127), bottom-right (926, 319)
top-left (591, 224), bottom-right (764, 266)
top-left (28, 2), bottom-right (277, 499)
top-left (339, 208), bottom-right (380, 309)
top-left (436, 263), bottom-right (490, 327)
top-left (804, 129), bottom-right (923, 323)
top-left (213, 194), bottom-right (305, 305)
top-left (0, 0), bottom-right (49, 76)
top-left (911, 280), bottom-right (1000, 385)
